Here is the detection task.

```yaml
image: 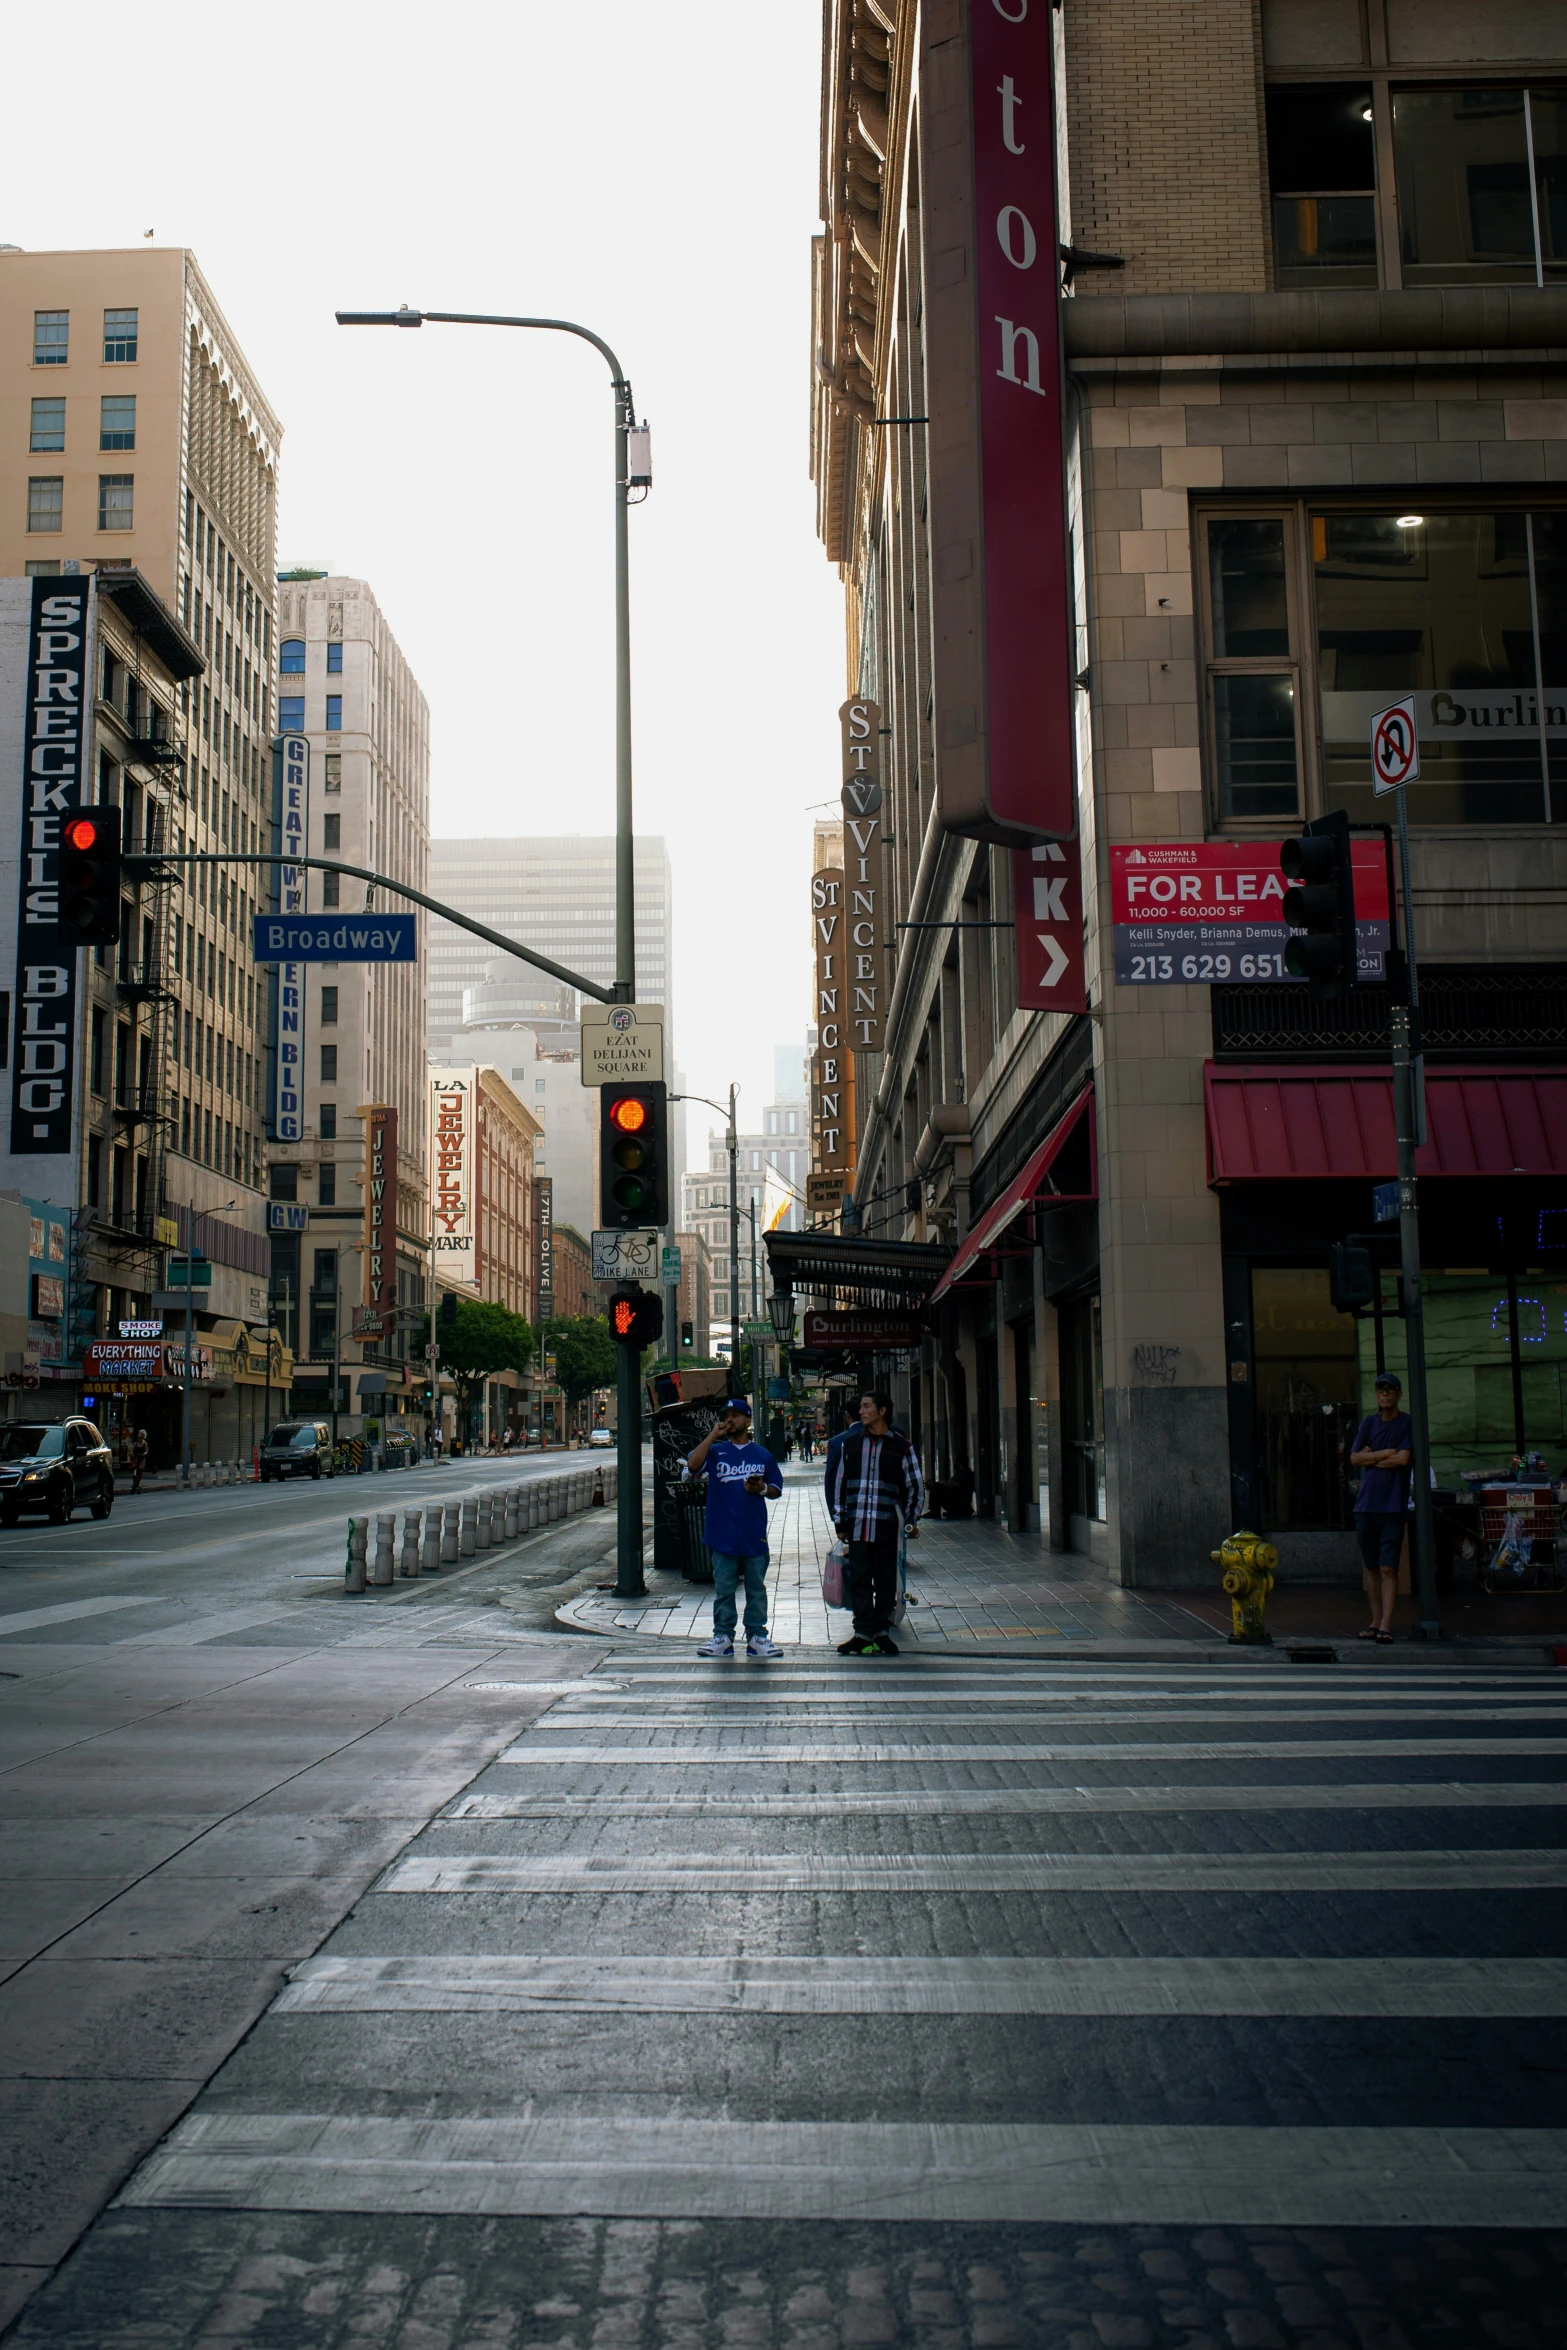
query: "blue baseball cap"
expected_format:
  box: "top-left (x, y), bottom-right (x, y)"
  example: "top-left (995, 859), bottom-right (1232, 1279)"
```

top-left (724, 1397), bottom-right (751, 1416)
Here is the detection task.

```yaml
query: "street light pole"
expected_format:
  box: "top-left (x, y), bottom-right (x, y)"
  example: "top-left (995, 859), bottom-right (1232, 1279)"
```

top-left (669, 1089), bottom-right (741, 1378)
top-left (335, 306), bottom-right (640, 1002)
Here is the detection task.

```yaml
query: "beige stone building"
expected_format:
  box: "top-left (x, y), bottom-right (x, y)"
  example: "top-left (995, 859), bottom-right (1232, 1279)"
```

top-left (792, 0), bottom-right (1567, 1586)
top-left (266, 574), bottom-right (431, 1435)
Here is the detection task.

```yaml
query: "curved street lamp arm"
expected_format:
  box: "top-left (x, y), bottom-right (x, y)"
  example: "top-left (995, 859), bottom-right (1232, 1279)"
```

top-left (335, 308), bottom-right (630, 403)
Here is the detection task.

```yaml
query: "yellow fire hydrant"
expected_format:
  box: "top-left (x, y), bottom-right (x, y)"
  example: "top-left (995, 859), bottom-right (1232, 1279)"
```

top-left (1211, 1529), bottom-right (1278, 1644)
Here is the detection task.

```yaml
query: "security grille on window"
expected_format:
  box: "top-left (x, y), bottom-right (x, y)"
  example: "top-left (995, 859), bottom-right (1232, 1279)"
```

top-left (320, 987), bottom-right (338, 1024)
top-left (27, 477), bottom-right (63, 534)
top-left (98, 474), bottom-right (134, 532)
top-left (321, 870), bottom-right (341, 908)
top-left (323, 815), bottom-right (340, 850)
top-left (103, 308), bottom-right (138, 363)
top-left (100, 395), bottom-right (135, 451)
top-left (33, 311), bottom-right (67, 365)
top-left (320, 1045), bottom-right (338, 1082)
top-left (29, 398), bottom-right (65, 453)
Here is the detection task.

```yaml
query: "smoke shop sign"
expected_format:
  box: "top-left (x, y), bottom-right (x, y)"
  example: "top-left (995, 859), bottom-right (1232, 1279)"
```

top-left (1110, 843), bottom-right (1391, 984)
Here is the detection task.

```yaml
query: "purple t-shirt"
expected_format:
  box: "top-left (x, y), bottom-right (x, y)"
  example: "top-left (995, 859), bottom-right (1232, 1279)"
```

top-left (1352, 1412), bottom-right (1413, 1513)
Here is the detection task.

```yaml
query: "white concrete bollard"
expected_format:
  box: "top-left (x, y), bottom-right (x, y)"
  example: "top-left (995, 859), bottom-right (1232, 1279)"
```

top-left (504, 1485), bottom-right (520, 1540)
top-left (440, 1501), bottom-right (460, 1564)
top-left (371, 1512), bottom-right (396, 1586)
top-left (475, 1492), bottom-right (493, 1551)
top-left (421, 1506), bottom-right (442, 1573)
top-left (459, 1498), bottom-right (477, 1556)
top-left (399, 1509), bottom-right (421, 1579)
top-left (345, 1515), bottom-right (369, 1593)
top-left (524, 1482), bottom-right (539, 1530)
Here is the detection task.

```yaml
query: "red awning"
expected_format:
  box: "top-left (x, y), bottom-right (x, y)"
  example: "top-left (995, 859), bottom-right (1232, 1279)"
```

top-left (930, 1085), bottom-right (1095, 1303)
top-left (1204, 1064), bottom-right (1567, 1183)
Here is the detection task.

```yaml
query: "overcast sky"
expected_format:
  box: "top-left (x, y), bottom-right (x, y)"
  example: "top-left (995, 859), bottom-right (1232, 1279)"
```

top-left (2, 1), bottom-right (844, 1158)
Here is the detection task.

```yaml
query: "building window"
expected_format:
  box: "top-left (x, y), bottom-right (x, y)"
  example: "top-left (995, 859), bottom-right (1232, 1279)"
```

top-left (320, 1044), bottom-right (338, 1081)
top-left (326, 640), bottom-right (343, 673)
top-left (278, 695), bottom-right (305, 732)
top-left (321, 869), bottom-right (340, 908)
top-left (29, 397), bottom-right (65, 453)
top-left (100, 394), bottom-right (135, 451)
top-left (24, 560), bottom-right (60, 577)
top-left (319, 1102), bottom-right (337, 1140)
top-left (33, 311), bottom-right (67, 366)
top-left (1200, 514), bottom-right (1304, 820)
top-left (1266, 86), bottom-right (1377, 290)
top-left (324, 754), bottom-right (341, 793)
top-left (279, 639), bottom-right (306, 674)
top-left (87, 1136), bottom-right (102, 1208)
top-left (103, 308), bottom-right (138, 363)
top-left (27, 477), bottom-right (63, 534)
top-left (320, 985), bottom-right (338, 1023)
top-left (1392, 87), bottom-right (1565, 288)
top-left (98, 474), bottom-right (134, 532)
top-left (323, 814), bottom-right (340, 850)
top-left (325, 695), bottom-right (342, 732)
top-left (319, 1162), bottom-right (337, 1205)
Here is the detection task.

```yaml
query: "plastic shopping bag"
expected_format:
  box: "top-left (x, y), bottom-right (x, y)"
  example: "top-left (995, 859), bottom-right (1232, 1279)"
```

top-left (821, 1539), bottom-right (849, 1609)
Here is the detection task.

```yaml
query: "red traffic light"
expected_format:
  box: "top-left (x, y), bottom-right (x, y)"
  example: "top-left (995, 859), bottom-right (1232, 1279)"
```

top-left (62, 815), bottom-right (98, 853)
top-left (609, 1096), bottom-right (647, 1134)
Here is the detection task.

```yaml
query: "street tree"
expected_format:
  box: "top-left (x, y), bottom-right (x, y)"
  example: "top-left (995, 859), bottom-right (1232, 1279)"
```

top-left (544, 1314), bottom-right (617, 1406)
top-left (420, 1299), bottom-right (535, 1437)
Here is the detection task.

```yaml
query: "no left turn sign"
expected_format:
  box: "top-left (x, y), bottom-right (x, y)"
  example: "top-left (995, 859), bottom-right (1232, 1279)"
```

top-left (1370, 696), bottom-right (1420, 793)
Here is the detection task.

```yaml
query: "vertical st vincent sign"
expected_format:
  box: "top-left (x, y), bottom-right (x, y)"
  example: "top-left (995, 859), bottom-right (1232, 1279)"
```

top-left (922, 0), bottom-right (1076, 845)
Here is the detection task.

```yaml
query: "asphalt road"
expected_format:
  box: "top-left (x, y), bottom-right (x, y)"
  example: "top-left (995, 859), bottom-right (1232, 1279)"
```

top-left (0, 1453), bottom-right (609, 1654)
top-left (3, 1628), bottom-right (1562, 2346)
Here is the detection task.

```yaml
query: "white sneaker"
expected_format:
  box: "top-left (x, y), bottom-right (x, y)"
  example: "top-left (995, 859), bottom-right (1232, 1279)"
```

top-left (698, 1634), bottom-right (733, 1657)
top-left (747, 1634), bottom-right (783, 1659)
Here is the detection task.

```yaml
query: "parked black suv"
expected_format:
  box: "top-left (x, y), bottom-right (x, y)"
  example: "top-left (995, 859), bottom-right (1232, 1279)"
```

top-left (0, 1419), bottom-right (115, 1525)
top-left (259, 1421), bottom-right (335, 1481)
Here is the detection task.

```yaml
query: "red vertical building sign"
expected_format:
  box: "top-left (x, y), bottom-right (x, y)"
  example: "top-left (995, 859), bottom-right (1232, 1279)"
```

top-left (924, 0), bottom-right (1076, 845)
top-left (1012, 841), bottom-right (1087, 1013)
top-left (363, 1105), bottom-right (398, 1337)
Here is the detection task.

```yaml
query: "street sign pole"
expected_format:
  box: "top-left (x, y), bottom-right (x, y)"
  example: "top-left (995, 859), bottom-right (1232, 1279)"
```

top-left (1371, 698), bottom-right (1438, 1639)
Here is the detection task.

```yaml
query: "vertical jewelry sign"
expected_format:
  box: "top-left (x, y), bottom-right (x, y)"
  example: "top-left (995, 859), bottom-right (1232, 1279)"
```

top-left (11, 576), bottom-right (91, 1157)
top-left (839, 696), bottom-right (884, 1052)
top-left (269, 731), bottom-right (309, 1141)
top-left (363, 1104), bottom-right (398, 1336)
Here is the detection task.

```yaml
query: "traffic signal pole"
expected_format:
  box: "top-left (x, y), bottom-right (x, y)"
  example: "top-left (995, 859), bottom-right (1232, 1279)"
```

top-left (1387, 791), bottom-right (1440, 1639)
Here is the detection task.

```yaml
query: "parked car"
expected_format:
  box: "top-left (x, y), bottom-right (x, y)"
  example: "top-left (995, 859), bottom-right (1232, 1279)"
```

top-left (588, 1427), bottom-right (613, 1447)
top-left (382, 1428), bottom-right (419, 1468)
top-left (259, 1421), bottom-right (336, 1482)
top-left (0, 1419), bottom-right (114, 1525)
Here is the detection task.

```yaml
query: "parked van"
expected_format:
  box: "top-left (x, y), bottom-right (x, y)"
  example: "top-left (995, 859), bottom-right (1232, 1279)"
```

top-left (259, 1421), bottom-right (335, 1481)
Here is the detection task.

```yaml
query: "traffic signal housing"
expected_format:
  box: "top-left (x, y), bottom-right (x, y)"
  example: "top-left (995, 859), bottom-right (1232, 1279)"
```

top-left (610, 1284), bottom-right (663, 1350)
top-left (58, 803), bottom-right (121, 945)
top-left (600, 1080), bottom-right (669, 1228)
top-left (1280, 812), bottom-right (1356, 1001)
top-left (1328, 1241), bottom-right (1376, 1316)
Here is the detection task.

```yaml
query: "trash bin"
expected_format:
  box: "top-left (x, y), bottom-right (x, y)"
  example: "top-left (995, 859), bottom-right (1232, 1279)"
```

top-left (676, 1478), bottom-right (715, 1583)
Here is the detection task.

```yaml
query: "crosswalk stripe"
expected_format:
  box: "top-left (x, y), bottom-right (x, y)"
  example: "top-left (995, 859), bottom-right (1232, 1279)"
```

top-left (0, 1593), bottom-right (159, 1636)
top-left (557, 1684), bottom-right (1558, 1703)
top-left (497, 1738), bottom-right (1567, 1764)
top-left (378, 1848), bottom-right (1563, 1894)
top-left (541, 1706), bottom-right (1563, 1728)
top-left (447, 1780), bottom-right (1566, 1819)
top-left (118, 2114), bottom-right (1567, 2226)
top-left (274, 1953), bottom-right (1564, 2018)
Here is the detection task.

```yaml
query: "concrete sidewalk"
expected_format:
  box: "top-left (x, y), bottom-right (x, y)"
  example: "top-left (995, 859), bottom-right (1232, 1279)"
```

top-left (559, 1462), bottom-right (1567, 1657)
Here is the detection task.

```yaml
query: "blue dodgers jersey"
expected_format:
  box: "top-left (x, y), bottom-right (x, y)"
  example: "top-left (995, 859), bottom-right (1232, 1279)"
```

top-left (702, 1439), bottom-right (782, 1556)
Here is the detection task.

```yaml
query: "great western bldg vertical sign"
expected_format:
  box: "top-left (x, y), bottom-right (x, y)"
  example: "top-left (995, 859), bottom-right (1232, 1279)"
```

top-left (269, 732), bottom-right (309, 1142)
top-left (8, 577), bottom-right (92, 1159)
top-left (921, 0), bottom-right (1076, 845)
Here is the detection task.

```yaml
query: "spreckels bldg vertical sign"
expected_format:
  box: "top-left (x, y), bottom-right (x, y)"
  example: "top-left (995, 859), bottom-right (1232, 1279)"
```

top-left (429, 1068), bottom-right (477, 1287)
top-left (10, 577), bottom-right (91, 1158)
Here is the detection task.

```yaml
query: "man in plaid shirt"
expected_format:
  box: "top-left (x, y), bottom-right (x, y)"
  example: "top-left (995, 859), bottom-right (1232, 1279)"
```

top-left (825, 1390), bottom-right (925, 1656)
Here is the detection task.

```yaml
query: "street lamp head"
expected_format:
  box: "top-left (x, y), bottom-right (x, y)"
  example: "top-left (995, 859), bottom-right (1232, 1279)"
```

top-left (335, 307), bottom-right (424, 328)
top-left (768, 1290), bottom-right (793, 1340)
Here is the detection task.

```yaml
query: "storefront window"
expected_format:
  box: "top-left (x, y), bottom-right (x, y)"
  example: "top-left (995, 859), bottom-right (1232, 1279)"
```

top-left (1251, 1268), bottom-right (1359, 1530)
top-left (1060, 1294), bottom-right (1105, 1523)
top-left (1364, 1271), bottom-right (1567, 1484)
top-left (1314, 510), bottom-right (1564, 824)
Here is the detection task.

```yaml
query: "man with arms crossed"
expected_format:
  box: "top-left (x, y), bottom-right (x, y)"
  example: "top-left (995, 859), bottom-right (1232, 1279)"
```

top-left (827, 1390), bottom-right (925, 1657)
top-left (1350, 1372), bottom-right (1413, 1643)
top-left (687, 1399), bottom-right (784, 1659)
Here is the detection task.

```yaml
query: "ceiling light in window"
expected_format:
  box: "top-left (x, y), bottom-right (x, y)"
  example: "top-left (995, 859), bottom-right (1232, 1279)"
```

top-left (1394, 514), bottom-right (1424, 528)
top-left (1361, 106), bottom-right (1373, 122)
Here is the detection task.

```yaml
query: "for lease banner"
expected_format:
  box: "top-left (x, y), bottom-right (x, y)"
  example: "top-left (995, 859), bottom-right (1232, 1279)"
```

top-left (1110, 842), bottom-right (1391, 986)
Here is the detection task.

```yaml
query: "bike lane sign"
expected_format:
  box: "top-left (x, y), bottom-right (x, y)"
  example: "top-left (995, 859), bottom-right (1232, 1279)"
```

top-left (1371, 696), bottom-right (1419, 794)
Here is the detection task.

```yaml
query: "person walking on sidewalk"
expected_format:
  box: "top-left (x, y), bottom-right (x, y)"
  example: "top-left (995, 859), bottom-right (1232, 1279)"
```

top-left (129, 1428), bottom-right (149, 1494)
top-left (1350, 1373), bottom-right (1414, 1642)
top-left (686, 1399), bottom-right (784, 1660)
top-left (827, 1390), bottom-right (925, 1657)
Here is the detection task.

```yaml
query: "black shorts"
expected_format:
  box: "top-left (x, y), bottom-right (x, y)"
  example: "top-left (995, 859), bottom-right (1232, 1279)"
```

top-left (1356, 1511), bottom-right (1406, 1573)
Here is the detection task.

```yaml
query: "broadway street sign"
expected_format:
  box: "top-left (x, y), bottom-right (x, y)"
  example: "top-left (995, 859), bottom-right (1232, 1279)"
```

top-left (252, 915), bottom-right (417, 964)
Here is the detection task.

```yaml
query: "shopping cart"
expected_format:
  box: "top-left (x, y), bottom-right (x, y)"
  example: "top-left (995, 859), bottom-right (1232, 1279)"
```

top-left (1477, 1485), bottom-right (1565, 1594)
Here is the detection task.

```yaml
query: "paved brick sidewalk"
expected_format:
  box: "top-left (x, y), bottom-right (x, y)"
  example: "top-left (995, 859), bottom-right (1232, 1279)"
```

top-left (560, 1464), bottom-right (1218, 1649)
